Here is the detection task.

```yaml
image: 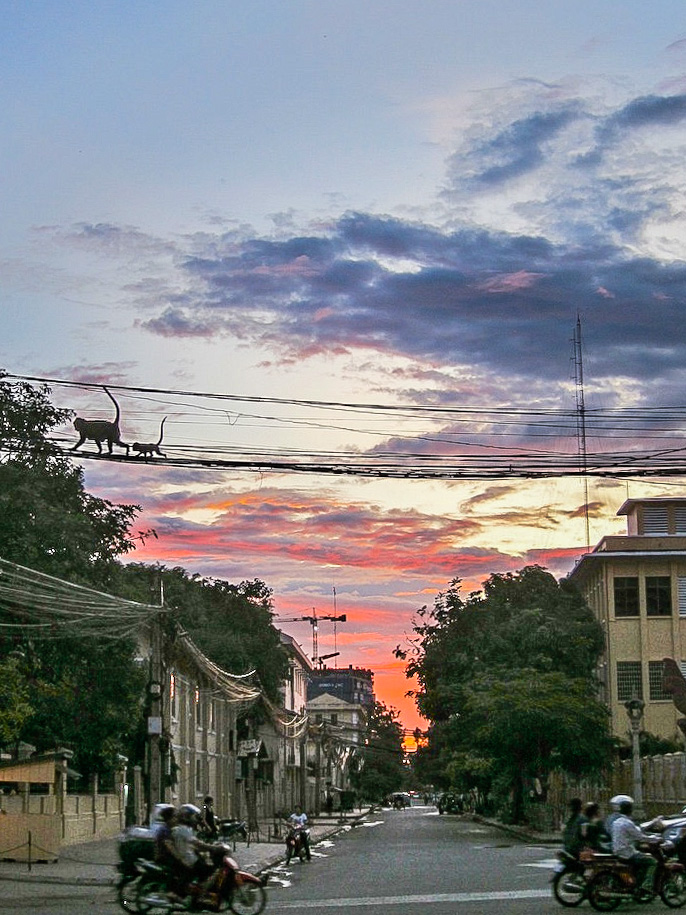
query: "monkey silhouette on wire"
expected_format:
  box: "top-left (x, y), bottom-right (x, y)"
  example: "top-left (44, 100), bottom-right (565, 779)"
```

top-left (132, 417), bottom-right (167, 460)
top-left (71, 387), bottom-right (129, 456)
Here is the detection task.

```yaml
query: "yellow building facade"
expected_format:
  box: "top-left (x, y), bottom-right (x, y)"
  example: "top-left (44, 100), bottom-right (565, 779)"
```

top-left (568, 497), bottom-right (686, 743)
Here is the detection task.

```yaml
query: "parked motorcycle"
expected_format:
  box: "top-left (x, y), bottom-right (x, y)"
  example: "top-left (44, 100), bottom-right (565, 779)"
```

top-left (135, 844), bottom-right (267, 914)
top-left (284, 825), bottom-right (311, 864)
top-left (586, 841), bottom-right (686, 910)
top-left (198, 817), bottom-right (248, 842)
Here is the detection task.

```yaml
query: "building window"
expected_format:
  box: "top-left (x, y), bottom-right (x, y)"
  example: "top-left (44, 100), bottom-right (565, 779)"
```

top-left (329, 713), bottom-right (338, 725)
top-left (195, 757), bottom-right (202, 794)
top-left (617, 661), bottom-right (642, 702)
top-left (209, 699), bottom-right (216, 732)
top-left (614, 577), bottom-right (639, 617)
top-left (646, 576), bottom-right (672, 616)
top-left (649, 661), bottom-right (671, 700)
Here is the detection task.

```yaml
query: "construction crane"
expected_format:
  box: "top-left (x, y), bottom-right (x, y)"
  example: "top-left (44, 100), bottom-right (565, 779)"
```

top-left (276, 609), bottom-right (346, 663)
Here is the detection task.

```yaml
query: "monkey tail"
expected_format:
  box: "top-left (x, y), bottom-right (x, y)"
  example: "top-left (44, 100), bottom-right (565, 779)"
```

top-left (157, 416), bottom-right (168, 447)
top-left (103, 386), bottom-right (121, 423)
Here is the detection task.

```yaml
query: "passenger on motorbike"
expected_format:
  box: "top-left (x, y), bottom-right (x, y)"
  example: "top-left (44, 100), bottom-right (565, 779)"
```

top-left (562, 798), bottom-right (586, 857)
top-left (581, 802), bottom-right (611, 852)
top-left (287, 805), bottom-right (311, 861)
top-left (611, 798), bottom-right (661, 892)
top-left (152, 805), bottom-right (189, 900)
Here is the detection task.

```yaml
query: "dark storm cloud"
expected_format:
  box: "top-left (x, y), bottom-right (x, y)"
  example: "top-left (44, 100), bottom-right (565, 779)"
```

top-left (131, 210), bottom-right (686, 386)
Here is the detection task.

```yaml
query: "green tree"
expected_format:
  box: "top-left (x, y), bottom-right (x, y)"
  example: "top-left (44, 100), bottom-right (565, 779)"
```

top-left (350, 702), bottom-right (406, 802)
top-left (0, 372), bottom-right (146, 780)
top-left (115, 564), bottom-right (288, 702)
top-left (397, 565), bottom-right (613, 822)
top-left (0, 372), bottom-right (139, 585)
top-left (0, 655), bottom-right (33, 743)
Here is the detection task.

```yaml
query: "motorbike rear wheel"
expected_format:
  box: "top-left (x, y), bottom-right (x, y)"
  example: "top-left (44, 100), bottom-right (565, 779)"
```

top-left (661, 871), bottom-right (686, 908)
top-left (552, 868), bottom-right (586, 907)
top-left (228, 883), bottom-right (267, 915)
top-left (587, 871), bottom-right (623, 912)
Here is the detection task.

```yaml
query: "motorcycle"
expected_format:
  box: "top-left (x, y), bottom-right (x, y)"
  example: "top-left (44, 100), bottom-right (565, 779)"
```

top-left (134, 844), bottom-right (267, 914)
top-left (284, 825), bottom-right (311, 864)
top-left (586, 841), bottom-right (686, 911)
top-left (552, 848), bottom-right (612, 907)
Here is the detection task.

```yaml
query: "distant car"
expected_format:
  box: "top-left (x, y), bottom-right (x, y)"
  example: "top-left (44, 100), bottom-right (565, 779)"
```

top-left (437, 793), bottom-right (462, 815)
top-left (391, 792), bottom-right (411, 809)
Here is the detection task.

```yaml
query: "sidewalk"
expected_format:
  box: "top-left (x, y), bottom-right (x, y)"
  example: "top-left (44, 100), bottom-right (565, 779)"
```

top-left (0, 812), bottom-right (368, 887)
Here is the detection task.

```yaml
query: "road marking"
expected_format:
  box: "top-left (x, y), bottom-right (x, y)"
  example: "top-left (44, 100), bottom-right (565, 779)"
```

top-left (271, 888), bottom-right (552, 908)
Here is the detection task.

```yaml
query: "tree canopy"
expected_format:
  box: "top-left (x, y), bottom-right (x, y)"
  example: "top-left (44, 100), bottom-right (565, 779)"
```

top-left (114, 563), bottom-right (289, 703)
top-left (0, 373), bottom-right (145, 777)
top-left (398, 565), bottom-right (613, 821)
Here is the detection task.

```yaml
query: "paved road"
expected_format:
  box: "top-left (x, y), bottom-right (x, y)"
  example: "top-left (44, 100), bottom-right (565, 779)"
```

top-left (263, 805), bottom-right (558, 914)
top-left (1, 804), bottom-right (667, 915)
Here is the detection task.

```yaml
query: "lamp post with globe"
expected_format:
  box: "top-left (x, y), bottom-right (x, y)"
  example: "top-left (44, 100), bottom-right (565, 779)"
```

top-left (624, 696), bottom-right (645, 819)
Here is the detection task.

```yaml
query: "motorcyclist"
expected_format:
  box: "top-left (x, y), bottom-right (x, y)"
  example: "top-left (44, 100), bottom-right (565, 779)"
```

top-left (605, 794), bottom-right (633, 835)
top-left (152, 805), bottom-right (190, 900)
top-left (172, 803), bottom-right (218, 894)
top-left (286, 805), bottom-right (311, 860)
top-left (610, 797), bottom-right (661, 894)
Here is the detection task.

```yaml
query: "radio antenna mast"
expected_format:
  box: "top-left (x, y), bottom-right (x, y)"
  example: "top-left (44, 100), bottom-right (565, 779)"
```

top-left (573, 315), bottom-right (590, 551)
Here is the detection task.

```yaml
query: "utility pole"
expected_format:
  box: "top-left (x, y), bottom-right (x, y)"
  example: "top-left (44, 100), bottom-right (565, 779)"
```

top-left (146, 576), bottom-right (164, 821)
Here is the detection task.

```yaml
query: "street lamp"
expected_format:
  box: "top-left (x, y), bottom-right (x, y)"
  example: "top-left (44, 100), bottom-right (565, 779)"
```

top-left (624, 696), bottom-right (645, 818)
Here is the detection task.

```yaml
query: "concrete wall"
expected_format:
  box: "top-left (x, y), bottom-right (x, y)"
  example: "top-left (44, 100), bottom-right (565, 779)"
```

top-left (0, 791), bottom-right (124, 861)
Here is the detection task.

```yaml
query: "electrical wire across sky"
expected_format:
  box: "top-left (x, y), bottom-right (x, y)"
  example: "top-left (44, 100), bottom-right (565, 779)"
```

top-left (6, 373), bottom-right (686, 481)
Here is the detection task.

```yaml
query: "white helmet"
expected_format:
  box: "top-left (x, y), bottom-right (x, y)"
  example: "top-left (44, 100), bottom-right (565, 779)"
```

top-left (179, 803), bottom-right (202, 824)
top-left (610, 794), bottom-right (634, 809)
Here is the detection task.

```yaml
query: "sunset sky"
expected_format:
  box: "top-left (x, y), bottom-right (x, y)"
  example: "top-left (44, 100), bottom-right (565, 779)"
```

top-left (4, 2), bottom-right (686, 730)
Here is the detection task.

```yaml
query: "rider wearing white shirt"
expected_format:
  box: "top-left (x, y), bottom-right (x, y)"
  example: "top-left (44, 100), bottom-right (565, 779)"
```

top-left (287, 806), bottom-right (311, 860)
top-left (611, 799), bottom-right (659, 891)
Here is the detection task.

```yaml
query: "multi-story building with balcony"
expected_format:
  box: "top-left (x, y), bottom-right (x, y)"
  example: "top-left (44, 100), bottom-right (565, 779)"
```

top-left (567, 497), bottom-right (686, 742)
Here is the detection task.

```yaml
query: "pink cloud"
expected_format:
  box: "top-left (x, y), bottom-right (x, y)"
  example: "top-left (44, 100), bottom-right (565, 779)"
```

top-left (478, 270), bottom-right (543, 293)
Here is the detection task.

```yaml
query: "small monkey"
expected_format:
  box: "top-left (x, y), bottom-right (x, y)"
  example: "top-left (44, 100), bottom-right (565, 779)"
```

top-left (132, 417), bottom-right (167, 460)
top-left (71, 387), bottom-right (129, 456)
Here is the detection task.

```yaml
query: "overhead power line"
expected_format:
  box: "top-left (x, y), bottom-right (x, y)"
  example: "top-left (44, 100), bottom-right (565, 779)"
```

top-left (5, 373), bottom-right (686, 481)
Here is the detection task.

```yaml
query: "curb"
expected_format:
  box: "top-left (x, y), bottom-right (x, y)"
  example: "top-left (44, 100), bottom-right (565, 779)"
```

top-left (471, 814), bottom-right (559, 845)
